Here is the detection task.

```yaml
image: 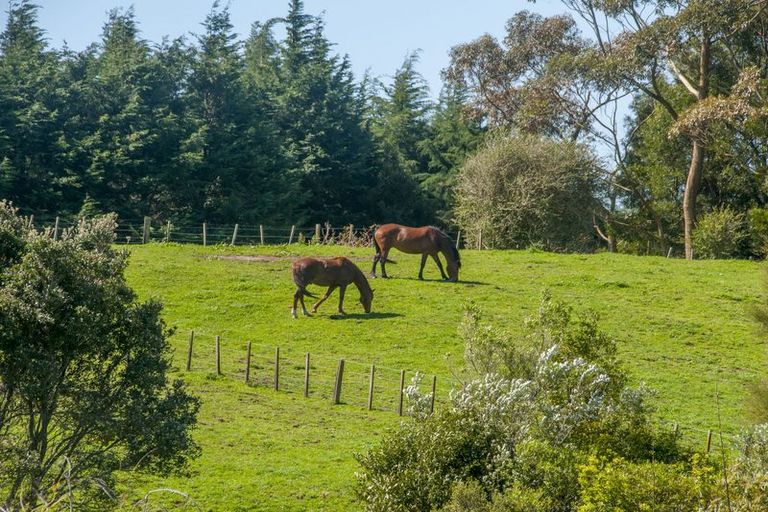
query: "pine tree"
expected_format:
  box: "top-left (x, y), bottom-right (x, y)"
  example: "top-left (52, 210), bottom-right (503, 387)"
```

top-left (0, 0), bottom-right (66, 215)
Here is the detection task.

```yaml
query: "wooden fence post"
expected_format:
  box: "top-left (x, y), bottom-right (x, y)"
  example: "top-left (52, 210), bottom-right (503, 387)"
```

top-left (304, 352), bottom-right (310, 398)
top-left (477, 229), bottom-right (482, 250)
top-left (231, 224), bottom-right (239, 245)
top-left (245, 341), bottom-right (252, 383)
top-left (203, 222), bottom-right (207, 246)
top-left (367, 364), bottom-right (375, 411)
top-left (667, 247), bottom-right (673, 258)
top-left (348, 224), bottom-right (354, 242)
top-left (53, 216), bottom-right (60, 241)
top-left (455, 230), bottom-right (461, 250)
top-left (706, 430), bottom-right (712, 453)
top-left (274, 347), bottom-right (280, 391)
top-left (333, 359), bottom-right (345, 404)
top-left (165, 220), bottom-right (172, 242)
top-left (398, 369), bottom-right (406, 416)
top-left (260, 225), bottom-right (265, 245)
top-left (288, 225), bottom-right (296, 244)
top-left (142, 216), bottom-right (150, 244)
top-left (315, 223), bottom-right (321, 244)
top-left (186, 330), bottom-right (194, 371)
top-left (430, 375), bottom-right (437, 414)
top-left (215, 335), bottom-right (221, 376)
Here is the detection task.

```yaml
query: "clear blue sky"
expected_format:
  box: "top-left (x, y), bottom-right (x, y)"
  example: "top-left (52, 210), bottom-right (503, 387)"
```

top-left (3, 0), bottom-right (573, 97)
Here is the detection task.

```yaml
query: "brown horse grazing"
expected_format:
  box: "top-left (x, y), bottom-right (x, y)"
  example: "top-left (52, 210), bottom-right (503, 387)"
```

top-left (371, 224), bottom-right (461, 282)
top-left (291, 257), bottom-right (374, 318)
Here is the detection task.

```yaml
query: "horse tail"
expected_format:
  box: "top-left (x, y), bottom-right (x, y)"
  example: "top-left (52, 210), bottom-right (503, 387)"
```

top-left (372, 232), bottom-right (396, 263)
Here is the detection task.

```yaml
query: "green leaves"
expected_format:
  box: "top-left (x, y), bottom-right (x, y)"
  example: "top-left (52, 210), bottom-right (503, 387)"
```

top-left (0, 206), bottom-right (199, 509)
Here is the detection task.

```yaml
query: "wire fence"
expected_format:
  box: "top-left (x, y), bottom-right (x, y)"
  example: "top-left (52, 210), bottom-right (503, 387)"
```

top-left (29, 214), bottom-right (464, 248)
top-left (182, 332), bottom-right (442, 416)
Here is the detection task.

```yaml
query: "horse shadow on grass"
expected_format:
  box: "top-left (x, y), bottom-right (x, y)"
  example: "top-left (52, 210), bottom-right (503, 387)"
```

top-left (329, 312), bottom-right (403, 320)
top-left (383, 276), bottom-right (488, 286)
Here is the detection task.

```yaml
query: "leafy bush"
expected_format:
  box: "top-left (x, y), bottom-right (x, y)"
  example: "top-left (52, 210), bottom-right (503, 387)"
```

top-left (454, 134), bottom-right (601, 252)
top-left (355, 294), bottom-right (684, 511)
top-left (747, 207), bottom-right (768, 258)
top-left (692, 207), bottom-right (748, 259)
top-left (577, 456), bottom-right (717, 512)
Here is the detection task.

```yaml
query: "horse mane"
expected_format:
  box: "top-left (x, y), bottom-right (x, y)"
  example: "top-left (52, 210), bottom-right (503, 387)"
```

top-left (431, 226), bottom-right (461, 268)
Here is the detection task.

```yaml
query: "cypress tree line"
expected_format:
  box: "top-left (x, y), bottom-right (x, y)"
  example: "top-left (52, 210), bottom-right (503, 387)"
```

top-left (0, 0), bottom-right (483, 226)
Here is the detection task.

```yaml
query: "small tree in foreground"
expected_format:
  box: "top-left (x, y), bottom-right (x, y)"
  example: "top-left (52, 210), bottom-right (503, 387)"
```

top-left (0, 203), bottom-right (199, 510)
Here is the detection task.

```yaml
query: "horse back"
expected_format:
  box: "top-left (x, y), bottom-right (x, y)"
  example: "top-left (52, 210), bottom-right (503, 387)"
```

top-left (375, 224), bottom-right (439, 254)
top-left (292, 256), bottom-right (356, 287)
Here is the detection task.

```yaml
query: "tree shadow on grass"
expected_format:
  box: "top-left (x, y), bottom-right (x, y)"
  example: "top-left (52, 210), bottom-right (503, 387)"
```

top-left (329, 312), bottom-right (404, 320)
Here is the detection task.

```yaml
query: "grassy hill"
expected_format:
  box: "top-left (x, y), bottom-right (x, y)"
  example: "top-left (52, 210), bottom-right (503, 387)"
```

top-left (118, 243), bottom-right (767, 511)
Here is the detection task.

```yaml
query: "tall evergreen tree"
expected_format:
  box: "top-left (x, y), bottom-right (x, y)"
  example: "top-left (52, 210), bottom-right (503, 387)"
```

top-left (369, 52), bottom-right (435, 224)
top-left (184, 2), bottom-right (295, 223)
top-left (0, 0), bottom-right (65, 214)
top-left (273, 0), bottom-right (376, 224)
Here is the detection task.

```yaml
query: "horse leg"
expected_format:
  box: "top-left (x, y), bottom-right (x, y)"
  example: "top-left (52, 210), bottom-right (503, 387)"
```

top-left (337, 284), bottom-right (347, 314)
top-left (311, 285), bottom-right (336, 313)
top-left (418, 253), bottom-right (428, 280)
top-left (292, 288), bottom-right (301, 318)
top-left (431, 253), bottom-right (448, 280)
top-left (370, 253), bottom-right (379, 278)
top-left (299, 292), bottom-right (311, 316)
top-left (381, 249), bottom-right (391, 278)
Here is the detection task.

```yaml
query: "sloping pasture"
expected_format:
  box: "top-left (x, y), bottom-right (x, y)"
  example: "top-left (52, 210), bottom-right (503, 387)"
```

top-left (119, 243), bottom-right (766, 511)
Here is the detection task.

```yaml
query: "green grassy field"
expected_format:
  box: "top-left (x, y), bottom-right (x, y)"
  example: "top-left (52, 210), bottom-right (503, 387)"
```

top-left (119, 243), bottom-right (767, 511)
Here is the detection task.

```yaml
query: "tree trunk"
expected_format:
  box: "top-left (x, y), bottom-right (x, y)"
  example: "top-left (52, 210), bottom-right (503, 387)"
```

top-left (683, 36), bottom-right (711, 260)
top-left (683, 139), bottom-right (705, 259)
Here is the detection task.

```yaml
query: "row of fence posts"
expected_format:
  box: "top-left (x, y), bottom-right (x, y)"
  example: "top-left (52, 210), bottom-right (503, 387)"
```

top-left (47, 214), bottom-right (472, 250)
top-left (186, 331), bottom-right (436, 416)
top-left (669, 422), bottom-right (718, 454)
top-left (142, 217), bottom-right (335, 247)
top-left (137, 216), bottom-right (467, 249)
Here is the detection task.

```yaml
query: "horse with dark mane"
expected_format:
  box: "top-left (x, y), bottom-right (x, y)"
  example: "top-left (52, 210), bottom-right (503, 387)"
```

top-left (291, 257), bottom-right (374, 318)
top-left (371, 224), bottom-right (461, 282)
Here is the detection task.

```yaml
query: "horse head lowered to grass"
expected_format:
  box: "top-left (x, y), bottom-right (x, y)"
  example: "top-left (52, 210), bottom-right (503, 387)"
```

top-left (371, 224), bottom-right (461, 282)
top-left (291, 256), bottom-right (374, 318)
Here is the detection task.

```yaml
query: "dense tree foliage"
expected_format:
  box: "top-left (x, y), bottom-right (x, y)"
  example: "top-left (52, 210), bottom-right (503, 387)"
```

top-left (0, 0), bottom-right (483, 228)
top-left (0, 202), bottom-right (199, 510)
top-left (4, 0), bottom-right (768, 256)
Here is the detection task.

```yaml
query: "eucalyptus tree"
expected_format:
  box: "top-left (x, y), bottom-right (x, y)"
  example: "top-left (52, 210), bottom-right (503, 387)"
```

top-left (445, 11), bottom-right (625, 248)
top-left (563, 0), bottom-right (768, 258)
